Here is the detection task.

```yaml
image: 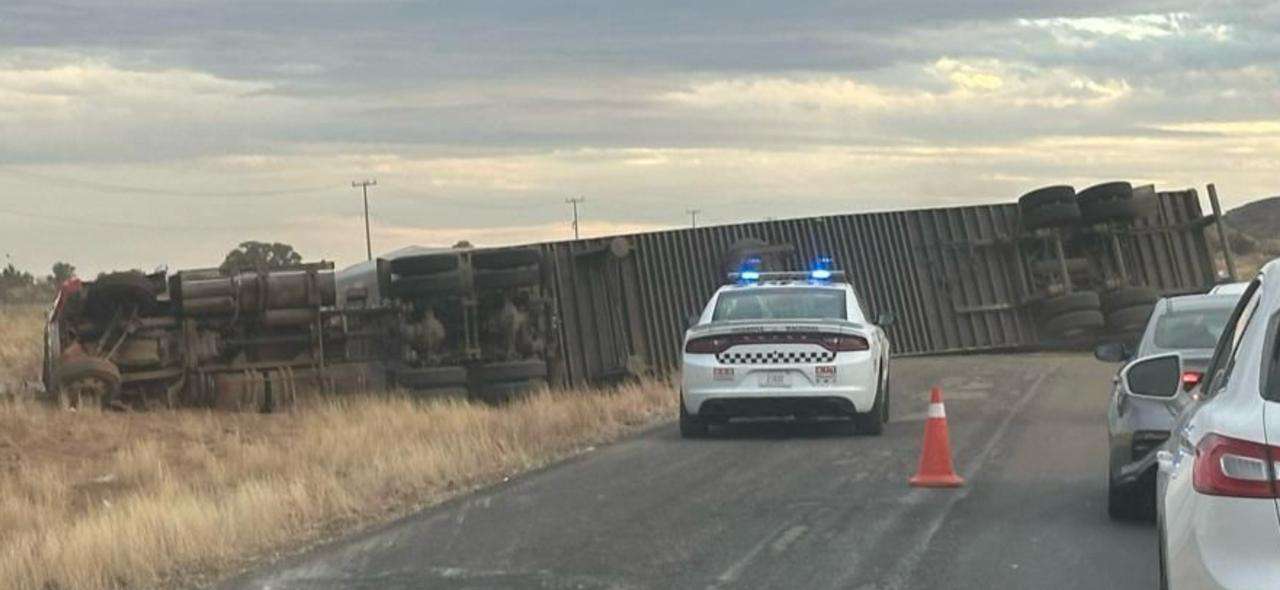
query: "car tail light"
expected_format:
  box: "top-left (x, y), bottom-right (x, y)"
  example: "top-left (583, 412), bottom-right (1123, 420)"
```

top-left (823, 335), bottom-right (869, 351)
top-left (1192, 433), bottom-right (1280, 498)
top-left (685, 337), bottom-right (729, 354)
top-left (1181, 371), bottom-right (1204, 391)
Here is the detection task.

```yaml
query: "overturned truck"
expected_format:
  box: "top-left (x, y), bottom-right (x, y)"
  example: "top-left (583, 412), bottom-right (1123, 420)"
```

top-left (43, 182), bottom-right (1229, 409)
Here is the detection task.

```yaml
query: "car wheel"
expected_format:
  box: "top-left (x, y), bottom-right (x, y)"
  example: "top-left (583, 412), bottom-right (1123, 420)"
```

top-left (854, 379), bottom-right (885, 436)
top-left (679, 395), bottom-right (709, 438)
top-left (1107, 477), bottom-right (1139, 520)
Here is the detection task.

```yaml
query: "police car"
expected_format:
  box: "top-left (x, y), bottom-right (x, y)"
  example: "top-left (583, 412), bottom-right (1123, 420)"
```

top-left (680, 264), bottom-right (893, 437)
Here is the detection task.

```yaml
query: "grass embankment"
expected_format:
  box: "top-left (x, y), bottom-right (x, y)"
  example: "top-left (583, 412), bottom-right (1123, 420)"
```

top-left (0, 304), bottom-right (675, 589)
top-left (0, 305), bottom-right (44, 394)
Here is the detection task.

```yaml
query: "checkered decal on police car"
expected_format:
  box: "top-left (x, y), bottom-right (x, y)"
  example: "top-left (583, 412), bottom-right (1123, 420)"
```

top-left (716, 350), bottom-right (836, 365)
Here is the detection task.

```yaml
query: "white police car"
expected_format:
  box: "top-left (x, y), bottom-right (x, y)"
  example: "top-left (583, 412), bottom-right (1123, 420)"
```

top-left (679, 266), bottom-right (893, 437)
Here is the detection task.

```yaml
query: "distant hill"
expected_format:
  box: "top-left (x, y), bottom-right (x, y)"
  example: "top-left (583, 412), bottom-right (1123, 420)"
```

top-left (1214, 195), bottom-right (1280, 278)
top-left (1224, 196), bottom-right (1280, 239)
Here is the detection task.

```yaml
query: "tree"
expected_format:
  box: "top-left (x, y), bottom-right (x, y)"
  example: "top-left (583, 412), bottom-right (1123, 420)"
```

top-left (221, 241), bottom-right (303, 272)
top-left (51, 261), bottom-right (76, 284)
top-left (452, 240), bottom-right (474, 249)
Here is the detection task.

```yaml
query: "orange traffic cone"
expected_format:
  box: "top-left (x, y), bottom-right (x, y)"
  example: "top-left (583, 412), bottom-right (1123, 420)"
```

top-left (909, 387), bottom-right (964, 488)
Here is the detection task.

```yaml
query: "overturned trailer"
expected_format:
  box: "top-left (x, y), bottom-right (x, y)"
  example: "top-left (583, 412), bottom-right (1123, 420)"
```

top-left (538, 184), bottom-right (1222, 387)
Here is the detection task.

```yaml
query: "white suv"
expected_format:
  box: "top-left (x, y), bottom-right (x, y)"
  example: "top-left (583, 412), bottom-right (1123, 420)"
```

top-left (679, 270), bottom-right (893, 437)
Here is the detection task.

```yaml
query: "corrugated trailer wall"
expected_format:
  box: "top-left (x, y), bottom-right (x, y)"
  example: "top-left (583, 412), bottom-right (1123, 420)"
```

top-left (543, 190), bottom-right (1215, 387)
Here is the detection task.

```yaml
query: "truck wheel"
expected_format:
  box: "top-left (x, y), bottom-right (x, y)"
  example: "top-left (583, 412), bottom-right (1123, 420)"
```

top-left (468, 360), bottom-right (548, 382)
top-left (1106, 305), bottom-right (1154, 334)
top-left (1101, 287), bottom-right (1159, 312)
top-left (1035, 291), bottom-right (1100, 320)
top-left (388, 253), bottom-right (461, 275)
top-left (389, 270), bottom-right (470, 296)
top-left (1019, 186), bottom-right (1081, 230)
top-left (1030, 257), bottom-right (1091, 278)
top-left (1079, 181), bottom-right (1139, 223)
top-left (1041, 310), bottom-right (1105, 340)
top-left (679, 395), bottom-right (709, 438)
top-left (54, 356), bottom-right (121, 410)
top-left (720, 238), bottom-right (771, 276)
top-left (396, 366), bottom-right (468, 390)
top-left (473, 267), bottom-right (541, 290)
top-left (470, 379), bottom-right (546, 405)
top-left (86, 271), bottom-right (156, 319)
top-left (471, 248), bottom-right (542, 270)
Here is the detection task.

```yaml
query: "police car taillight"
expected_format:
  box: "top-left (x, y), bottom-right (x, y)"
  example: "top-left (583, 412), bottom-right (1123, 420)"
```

top-left (824, 335), bottom-right (869, 351)
top-left (685, 336), bottom-right (729, 354)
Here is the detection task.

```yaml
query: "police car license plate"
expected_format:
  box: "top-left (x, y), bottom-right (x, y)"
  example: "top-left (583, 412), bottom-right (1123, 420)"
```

top-left (759, 372), bottom-right (791, 388)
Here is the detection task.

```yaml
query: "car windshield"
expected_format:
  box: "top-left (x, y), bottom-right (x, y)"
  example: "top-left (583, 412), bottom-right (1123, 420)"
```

top-left (1152, 307), bottom-right (1233, 350)
top-left (712, 289), bottom-right (846, 321)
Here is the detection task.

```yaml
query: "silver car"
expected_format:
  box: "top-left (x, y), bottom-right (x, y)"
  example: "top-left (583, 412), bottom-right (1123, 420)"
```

top-left (1095, 293), bottom-right (1238, 520)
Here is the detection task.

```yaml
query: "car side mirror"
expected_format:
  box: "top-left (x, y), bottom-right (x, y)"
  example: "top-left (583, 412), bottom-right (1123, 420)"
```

top-left (1093, 342), bottom-right (1129, 363)
top-left (876, 311), bottom-right (897, 327)
top-left (1121, 353), bottom-right (1181, 399)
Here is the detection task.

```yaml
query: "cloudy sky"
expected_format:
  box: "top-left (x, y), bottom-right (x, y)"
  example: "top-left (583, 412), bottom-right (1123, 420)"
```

top-left (1, 1), bottom-right (1277, 276)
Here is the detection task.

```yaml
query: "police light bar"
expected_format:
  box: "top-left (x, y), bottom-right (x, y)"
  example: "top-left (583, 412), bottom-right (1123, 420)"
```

top-left (726, 270), bottom-right (847, 283)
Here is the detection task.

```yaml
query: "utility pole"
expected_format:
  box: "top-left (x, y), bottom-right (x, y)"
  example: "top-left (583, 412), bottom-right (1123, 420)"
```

top-left (1207, 183), bottom-right (1238, 281)
top-left (686, 209), bottom-right (701, 229)
top-left (351, 179), bottom-right (377, 261)
top-left (565, 197), bottom-right (585, 240)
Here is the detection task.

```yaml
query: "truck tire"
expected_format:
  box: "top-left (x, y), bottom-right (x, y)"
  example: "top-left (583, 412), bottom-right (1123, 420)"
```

top-left (396, 366), bottom-right (468, 389)
top-left (1019, 186), bottom-right (1081, 230)
top-left (473, 267), bottom-right (541, 290)
top-left (86, 271), bottom-right (156, 319)
top-left (468, 360), bottom-right (548, 383)
top-left (471, 248), bottom-right (542, 271)
top-left (388, 254), bottom-right (460, 275)
top-left (1106, 305), bottom-right (1154, 334)
top-left (470, 379), bottom-right (546, 405)
top-left (721, 238), bottom-right (771, 276)
top-left (1036, 291), bottom-right (1101, 320)
top-left (1079, 181), bottom-right (1139, 223)
top-left (1041, 310), bottom-right (1105, 340)
top-left (389, 270), bottom-right (469, 297)
top-left (1030, 257), bottom-right (1091, 277)
top-left (54, 355), bottom-right (121, 409)
top-left (1102, 287), bottom-right (1160, 313)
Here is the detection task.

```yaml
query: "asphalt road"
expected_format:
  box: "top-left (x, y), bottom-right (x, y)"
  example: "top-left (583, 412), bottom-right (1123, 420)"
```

top-left (227, 353), bottom-right (1155, 590)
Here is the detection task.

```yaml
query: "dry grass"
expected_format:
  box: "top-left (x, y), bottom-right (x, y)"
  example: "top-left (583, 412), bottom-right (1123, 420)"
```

top-left (0, 305), bottom-right (45, 394)
top-left (0, 303), bottom-right (675, 589)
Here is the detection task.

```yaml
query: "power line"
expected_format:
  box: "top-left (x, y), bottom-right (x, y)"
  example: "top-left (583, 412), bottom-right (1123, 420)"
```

top-left (0, 167), bottom-right (337, 198)
top-left (0, 205), bottom-right (292, 232)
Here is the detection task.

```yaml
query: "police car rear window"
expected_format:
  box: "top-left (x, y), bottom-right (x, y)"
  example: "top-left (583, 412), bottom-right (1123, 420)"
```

top-left (712, 289), bottom-right (846, 321)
